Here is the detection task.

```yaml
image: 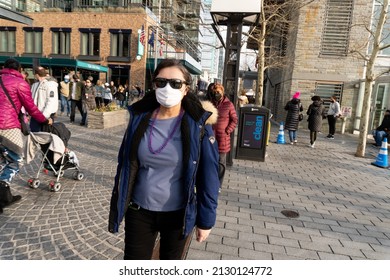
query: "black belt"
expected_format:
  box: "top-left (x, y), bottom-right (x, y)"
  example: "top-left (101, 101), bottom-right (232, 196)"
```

top-left (129, 202), bottom-right (141, 210)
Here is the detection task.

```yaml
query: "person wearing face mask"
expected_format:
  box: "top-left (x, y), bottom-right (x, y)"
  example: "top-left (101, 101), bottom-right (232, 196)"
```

top-left (326, 95), bottom-right (341, 139)
top-left (59, 75), bottom-right (71, 117)
top-left (108, 59), bottom-right (220, 260)
top-left (210, 83), bottom-right (238, 189)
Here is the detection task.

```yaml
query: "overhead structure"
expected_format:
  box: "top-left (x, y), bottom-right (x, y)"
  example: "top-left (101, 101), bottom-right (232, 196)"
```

top-left (210, 0), bottom-right (262, 166)
top-left (0, 6), bottom-right (33, 25)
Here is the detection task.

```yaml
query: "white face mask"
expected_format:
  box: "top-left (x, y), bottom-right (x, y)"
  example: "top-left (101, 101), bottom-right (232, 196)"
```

top-left (156, 84), bottom-right (184, 108)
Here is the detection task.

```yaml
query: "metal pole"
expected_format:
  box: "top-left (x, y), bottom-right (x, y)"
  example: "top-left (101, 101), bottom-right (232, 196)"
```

top-left (154, 0), bottom-right (162, 70)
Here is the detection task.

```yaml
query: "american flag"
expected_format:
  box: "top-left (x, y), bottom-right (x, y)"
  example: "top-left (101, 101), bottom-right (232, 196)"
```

top-left (139, 25), bottom-right (145, 46)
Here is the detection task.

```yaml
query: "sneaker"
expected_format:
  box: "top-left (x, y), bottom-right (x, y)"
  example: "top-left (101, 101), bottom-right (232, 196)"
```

top-left (290, 142), bottom-right (294, 145)
top-left (329, 136), bottom-right (334, 139)
top-left (311, 142), bottom-right (315, 148)
top-left (294, 140), bottom-right (298, 143)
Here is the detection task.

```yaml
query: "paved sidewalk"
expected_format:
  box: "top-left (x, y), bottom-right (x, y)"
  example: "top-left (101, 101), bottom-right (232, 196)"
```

top-left (0, 115), bottom-right (389, 260)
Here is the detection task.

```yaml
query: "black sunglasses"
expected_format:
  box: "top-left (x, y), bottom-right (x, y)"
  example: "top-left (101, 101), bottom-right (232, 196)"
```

top-left (154, 78), bottom-right (188, 89)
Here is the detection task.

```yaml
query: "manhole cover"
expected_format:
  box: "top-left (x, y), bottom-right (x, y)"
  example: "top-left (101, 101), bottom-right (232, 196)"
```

top-left (281, 210), bottom-right (299, 218)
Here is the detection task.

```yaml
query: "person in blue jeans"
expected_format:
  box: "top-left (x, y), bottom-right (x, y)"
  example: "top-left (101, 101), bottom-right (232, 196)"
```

top-left (284, 91), bottom-right (303, 144)
top-left (59, 75), bottom-right (71, 116)
top-left (372, 110), bottom-right (390, 147)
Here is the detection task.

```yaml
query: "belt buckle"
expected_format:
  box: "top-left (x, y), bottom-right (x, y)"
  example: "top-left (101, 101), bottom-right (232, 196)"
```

top-left (129, 202), bottom-right (140, 210)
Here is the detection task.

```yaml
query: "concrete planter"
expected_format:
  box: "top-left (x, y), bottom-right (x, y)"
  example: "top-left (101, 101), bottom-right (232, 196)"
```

top-left (87, 109), bottom-right (128, 129)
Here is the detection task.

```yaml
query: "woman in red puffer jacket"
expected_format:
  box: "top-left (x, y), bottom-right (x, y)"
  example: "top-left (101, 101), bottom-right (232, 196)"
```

top-left (210, 84), bottom-right (238, 189)
top-left (0, 58), bottom-right (51, 213)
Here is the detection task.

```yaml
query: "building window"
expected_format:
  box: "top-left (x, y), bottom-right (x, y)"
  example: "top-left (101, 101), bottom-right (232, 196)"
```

top-left (0, 27), bottom-right (16, 53)
top-left (314, 82), bottom-right (343, 110)
top-left (23, 27), bottom-right (43, 54)
top-left (79, 28), bottom-right (101, 57)
top-left (110, 29), bottom-right (131, 57)
top-left (51, 28), bottom-right (71, 55)
top-left (320, 0), bottom-right (353, 56)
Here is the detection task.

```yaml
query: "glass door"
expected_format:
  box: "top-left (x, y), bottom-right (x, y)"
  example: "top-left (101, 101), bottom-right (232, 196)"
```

top-left (371, 84), bottom-right (389, 130)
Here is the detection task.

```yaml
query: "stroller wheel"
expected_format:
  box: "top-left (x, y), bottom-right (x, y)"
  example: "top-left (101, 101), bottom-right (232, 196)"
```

top-left (75, 172), bottom-right (84, 181)
top-left (29, 179), bottom-right (40, 189)
top-left (49, 182), bottom-right (61, 192)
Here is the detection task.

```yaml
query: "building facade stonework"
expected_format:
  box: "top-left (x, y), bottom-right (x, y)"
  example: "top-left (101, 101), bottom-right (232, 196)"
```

top-left (267, 0), bottom-right (390, 134)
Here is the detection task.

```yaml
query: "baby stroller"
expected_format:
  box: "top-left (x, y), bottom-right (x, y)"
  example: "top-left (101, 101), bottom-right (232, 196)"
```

top-left (25, 122), bottom-right (85, 192)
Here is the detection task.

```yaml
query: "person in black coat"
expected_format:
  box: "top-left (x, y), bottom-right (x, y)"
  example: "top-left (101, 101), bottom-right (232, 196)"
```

top-left (372, 109), bottom-right (390, 146)
top-left (284, 91), bottom-right (303, 144)
top-left (307, 95), bottom-right (326, 148)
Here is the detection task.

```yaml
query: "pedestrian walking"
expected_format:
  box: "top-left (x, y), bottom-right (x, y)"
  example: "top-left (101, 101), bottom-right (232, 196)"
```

top-left (94, 80), bottom-right (104, 109)
top-left (59, 75), bottom-right (71, 116)
top-left (81, 79), bottom-right (97, 126)
top-left (284, 91), bottom-right (303, 144)
top-left (209, 83), bottom-right (238, 188)
top-left (30, 66), bottom-right (58, 132)
top-left (108, 59), bottom-right (220, 260)
top-left (69, 74), bottom-right (85, 125)
top-left (307, 95), bottom-right (326, 148)
top-left (102, 83), bottom-right (113, 106)
top-left (326, 94), bottom-right (341, 139)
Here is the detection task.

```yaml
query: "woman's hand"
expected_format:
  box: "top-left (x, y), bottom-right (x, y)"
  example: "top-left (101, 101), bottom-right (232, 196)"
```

top-left (196, 228), bottom-right (211, 242)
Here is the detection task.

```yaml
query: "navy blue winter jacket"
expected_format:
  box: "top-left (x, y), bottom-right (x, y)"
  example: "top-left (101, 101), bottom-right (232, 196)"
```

top-left (108, 91), bottom-right (220, 237)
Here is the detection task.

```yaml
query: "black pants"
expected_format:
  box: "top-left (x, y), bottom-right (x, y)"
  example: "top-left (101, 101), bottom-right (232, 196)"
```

top-left (327, 115), bottom-right (336, 135)
top-left (95, 97), bottom-right (103, 108)
top-left (218, 153), bottom-right (226, 188)
top-left (310, 131), bottom-right (317, 144)
top-left (124, 206), bottom-right (186, 260)
top-left (70, 99), bottom-right (84, 123)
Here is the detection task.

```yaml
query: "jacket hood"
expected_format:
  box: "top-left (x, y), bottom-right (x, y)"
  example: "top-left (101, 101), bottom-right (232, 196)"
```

top-left (46, 76), bottom-right (58, 85)
top-left (131, 91), bottom-right (218, 124)
top-left (0, 68), bottom-right (23, 79)
top-left (200, 100), bottom-right (218, 125)
top-left (291, 98), bottom-right (300, 104)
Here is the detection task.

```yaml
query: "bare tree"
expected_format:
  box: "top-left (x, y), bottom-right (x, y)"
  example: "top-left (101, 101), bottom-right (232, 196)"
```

top-left (352, 0), bottom-right (389, 157)
top-left (247, 0), bottom-right (315, 105)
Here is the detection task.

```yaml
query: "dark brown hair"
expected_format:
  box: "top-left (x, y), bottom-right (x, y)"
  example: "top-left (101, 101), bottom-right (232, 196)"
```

top-left (34, 66), bottom-right (47, 77)
top-left (152, 59), bottom-right (192, 85)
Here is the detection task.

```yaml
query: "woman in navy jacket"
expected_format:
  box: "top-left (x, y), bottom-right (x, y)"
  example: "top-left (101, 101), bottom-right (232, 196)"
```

top-left (108, 59), bottom-right (220, 259)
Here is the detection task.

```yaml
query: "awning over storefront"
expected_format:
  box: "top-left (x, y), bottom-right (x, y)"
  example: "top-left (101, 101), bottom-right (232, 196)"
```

top-left (146, 58), bottom-right (202, 75)
top-left (0, 56), bottom-right (109, 73)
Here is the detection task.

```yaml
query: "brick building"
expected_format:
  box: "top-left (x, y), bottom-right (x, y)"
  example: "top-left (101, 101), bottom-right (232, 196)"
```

top-left (0, 2), bottom-right (202, 90)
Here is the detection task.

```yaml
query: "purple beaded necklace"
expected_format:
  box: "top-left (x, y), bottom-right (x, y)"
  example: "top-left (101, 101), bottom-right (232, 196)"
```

top-left (148, 108), bottom-right (184, 155)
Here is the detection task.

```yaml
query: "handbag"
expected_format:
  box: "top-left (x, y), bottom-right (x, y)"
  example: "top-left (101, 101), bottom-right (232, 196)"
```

top-left (298, 102), bottom-right (304, 121)
top-left (0, 76), bottom-right (30, 135)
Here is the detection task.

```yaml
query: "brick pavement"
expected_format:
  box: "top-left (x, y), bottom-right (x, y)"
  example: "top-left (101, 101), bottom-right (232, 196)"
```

top-left (1, 114), bottom-right (389, 260)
